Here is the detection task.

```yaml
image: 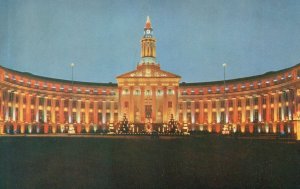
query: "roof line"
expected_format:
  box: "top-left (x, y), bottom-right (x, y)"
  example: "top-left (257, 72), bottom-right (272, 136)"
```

top-left (180, 63), bottom-right (300, 86)
top-left (0, 65), bottom-right (117, 87)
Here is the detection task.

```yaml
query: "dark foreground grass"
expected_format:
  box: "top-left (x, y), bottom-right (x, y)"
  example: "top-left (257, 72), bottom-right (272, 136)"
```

top-left (0, 136), bottom-right (299, 189)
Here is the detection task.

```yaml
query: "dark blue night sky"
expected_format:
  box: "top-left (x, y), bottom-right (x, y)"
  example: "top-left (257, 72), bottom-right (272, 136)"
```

top-left (1, 0), bottom-right (300, 83)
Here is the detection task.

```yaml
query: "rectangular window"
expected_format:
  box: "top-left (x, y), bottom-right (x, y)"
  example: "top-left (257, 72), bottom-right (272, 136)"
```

top-left (168, 101), bottom-right (172, 108)
top-left (145, 90), bottom-right (152, 96)
top-left (204, 112), bottom-right (208, 123)
top-left (238, 111), bottom-right (242, 122)
top-left (156, 90), bottom-right (163, 96)
top-left (195, 102), bottom-right (199, 109)
top-left (187, 101), bottom-right (191, 109)
top-left (31, 98), bottom-right (35, 105)
top-left (228, 100), bottom-right (233, 107)
top-left (47, 99), bottom-right (51, 107)
top-left (134, 90), bottom-right (141, 95)
top-left (212, 101), bottom-right (216, 108)
top-left (254, 97), bottom-right (258, 106)
top-left (229, 111), bottom-right (233, 122)
top-left (98, 102), bottom-right (102, 109)
top-left (278, 107), bottom-right (282, 121)
top-left (55, 100), bottom-right (59, 107)
top-left (106, 102), bottom-right (111, 109)
top-left (285, 107), bottom-right (289, 119)
top-left (212, 112), bottom-right (217, 123)
top-left (220, 112), bottom-right (225, 123)
top-left (39, 98), bottom-right (44, 105)
top-left (72, 112), bottom-right (76, 123)
top-left (124, 101), bottom-right (129, 108)
top-left (262, 97), bottom-right (266, 104)
top-left (283, 92), bottom-right (288, 101)
top-left (246, 110), bottom-right (250, 122)
top-left (195, 112), bottom-right (199, 123)
top-left (187, 113), bottom-right (191, 123)
top-left (9, 93), bottom-right (14, 102)
top-left (254, 110), bottom-right (258, 122)
top-left (278, 95), bottom-right (282, 102)
top-left (262, 109), bottom-right (266, 121)
top-left (271, 108), bottom-right (274, 121)
top-left (64, 100), bottom-right (69, 107)
top-left (246, 98), bottom-right (250, 106)
top-left (89, 112), bottom-right (94, 123)
top-left (179, 113), bottom-right (183, 122)
top-left (72, 100), bottom-right (76, 108)
top-left (270, 96), bottom-right (274, 104)
top-left (237, 100), bottom-right (241, 107)
top-left (220, 101), bottom-right (225, 108)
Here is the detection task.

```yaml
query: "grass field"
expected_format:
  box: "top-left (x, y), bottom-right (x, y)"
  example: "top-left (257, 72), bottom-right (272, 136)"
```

top-left (0, 136), bottom-right (299, 189)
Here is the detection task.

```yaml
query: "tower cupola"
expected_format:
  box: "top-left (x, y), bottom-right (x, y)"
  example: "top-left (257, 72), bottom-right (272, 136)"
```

top-left (140, 16), bottom-right (157, 65)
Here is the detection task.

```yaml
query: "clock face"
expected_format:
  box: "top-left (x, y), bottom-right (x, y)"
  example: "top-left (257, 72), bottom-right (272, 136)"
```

top-left (146, 30), bottom-right (151, 34)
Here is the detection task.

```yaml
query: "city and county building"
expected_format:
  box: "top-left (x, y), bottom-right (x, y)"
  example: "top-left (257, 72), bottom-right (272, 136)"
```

top-left (0, 17), bottom-right (300, 139)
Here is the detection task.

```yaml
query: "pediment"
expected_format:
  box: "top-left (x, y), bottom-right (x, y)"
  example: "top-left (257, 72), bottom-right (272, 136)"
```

top-left (117, 65), bottom-right (180, 79)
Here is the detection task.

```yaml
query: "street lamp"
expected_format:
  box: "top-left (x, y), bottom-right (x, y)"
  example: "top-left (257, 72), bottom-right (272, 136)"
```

top-left (221, 63), bottom-right (229, 134)
top-left (223, 63), bottom-right (227, 122)
top-left (70, 63), bottom-right (75, 90)
top-left (70, 63), bottom-right (75, 124)
top-left (222, 63), bottom-right (227, 95)
top-left (67, 63), bottom-right (76, 134)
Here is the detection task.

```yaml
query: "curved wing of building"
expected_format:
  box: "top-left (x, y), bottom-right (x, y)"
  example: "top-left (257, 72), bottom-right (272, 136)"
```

top-left (0, 16), bottom-right (299, 137)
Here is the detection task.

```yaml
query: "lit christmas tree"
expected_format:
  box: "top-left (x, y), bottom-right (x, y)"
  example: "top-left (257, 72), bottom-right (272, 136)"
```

top-left (168, 114), bottom-right (179, 133)
top-left (119, 114), bottom-right (129, 133)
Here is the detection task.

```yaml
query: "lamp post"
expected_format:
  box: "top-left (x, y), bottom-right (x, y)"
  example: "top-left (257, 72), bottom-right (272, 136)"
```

top-left (68, 63), bottom-right (76, 134)
top-left (223, 63), bottom-right (227, 95)
top-left (71, 63), bottom-right (75, 91)
top-left (70, 63), bottom-right (75, 124)
top-left (70, 63), bottom-right (75, 123)
top-left (223, 63), bottom-right (227, 123)
top-left (221, 63), bottom-right (229, 134)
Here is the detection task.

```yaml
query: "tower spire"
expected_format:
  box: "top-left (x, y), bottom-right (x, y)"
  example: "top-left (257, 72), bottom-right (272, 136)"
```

top-left (145, 16), bottom-right (151, 29)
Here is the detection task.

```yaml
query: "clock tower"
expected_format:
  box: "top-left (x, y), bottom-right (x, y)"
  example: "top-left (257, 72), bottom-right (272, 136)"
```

top-left (140, 16), bottom-right (156, 62)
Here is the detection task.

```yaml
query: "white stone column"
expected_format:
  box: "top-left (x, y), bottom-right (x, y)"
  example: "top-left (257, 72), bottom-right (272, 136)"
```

top-left (19, 93), bottom-right (24, 122)
top-left (102, 100), bottom-right (106, 124)
top-left (12, 92), bottom-right (16, 121)
top-left (43, 97), bottom-right (47, 123)
top-left (250, 96), bottom-right (254, 122)
top-left (191, 101), bottom-right (195, 124)
top-left (241, 97), bottom-right (246, 123)
top-left (208, 100), bottom-right (212, 124)
top-left (85, 100), bottom-right (89, 124)
top-left (274, 93), bottom-right (278, 122)
top-left (77, 100), bottom-right (81, 123)
top-left (35, 96), bottom-right (39, 122)
top-left (216, 100), bottom-right (220, 123)
top-left (182, 101), bottom-right (187, 123)
top-left (51, 98), bottom-right (56, 123)
top-left (110, 101), bottom-right (114, 123)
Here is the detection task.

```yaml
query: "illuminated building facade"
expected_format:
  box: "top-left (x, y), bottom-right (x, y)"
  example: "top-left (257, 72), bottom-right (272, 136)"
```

top-left (0, 17), bottom-right (300, 138)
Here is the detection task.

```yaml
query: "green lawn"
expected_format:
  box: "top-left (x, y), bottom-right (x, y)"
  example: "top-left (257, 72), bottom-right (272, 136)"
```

top-left (0, 136), bottom-right (299, 189)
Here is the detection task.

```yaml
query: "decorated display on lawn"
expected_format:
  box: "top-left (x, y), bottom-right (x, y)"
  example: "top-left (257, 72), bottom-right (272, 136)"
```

top-left (168, 114), bottom-right (179, 133)
top-left (118, 114), bottom-right (129, 133)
